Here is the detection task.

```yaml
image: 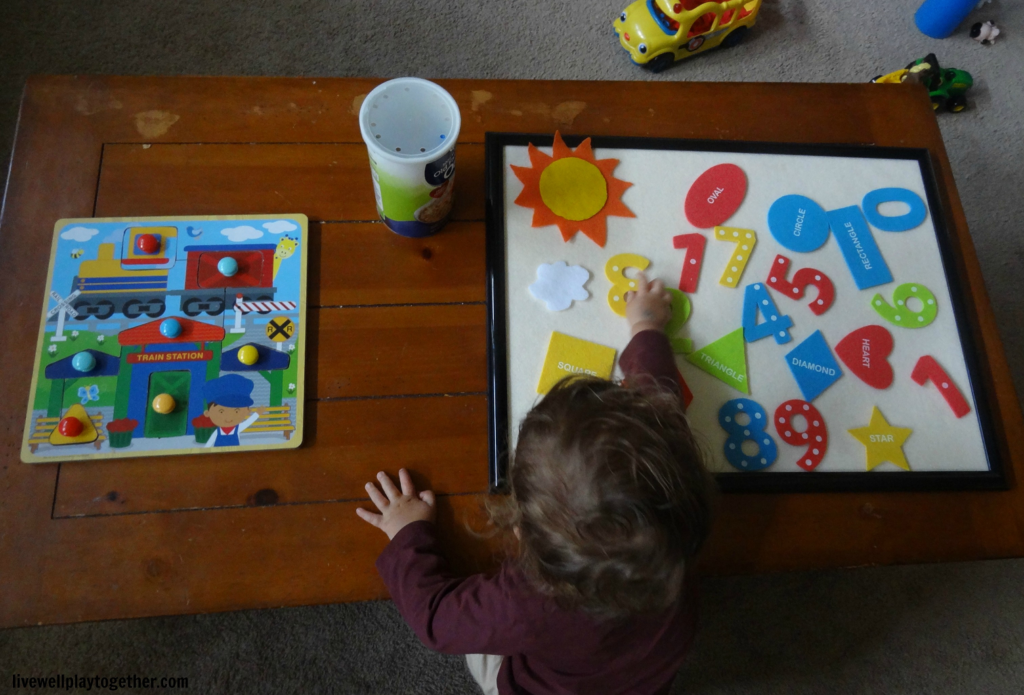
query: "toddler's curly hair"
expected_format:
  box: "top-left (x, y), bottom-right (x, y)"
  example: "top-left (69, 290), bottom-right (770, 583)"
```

top-left (491, 375), bottom-right (715, 618)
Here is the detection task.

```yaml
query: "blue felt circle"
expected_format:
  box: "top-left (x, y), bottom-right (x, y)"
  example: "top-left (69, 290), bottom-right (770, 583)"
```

top-left (718, 398), bottom-right (778, 472)
top-left (160, 318), bottom-right (182, 338)
top-left (862, 187), bottom-right (927, 232)
top-left (71, 352), bottom-right (96, 373)
top-left (217, 257), bottom-right (239, 277)
top-left (767, 195), bottom-right (830, 252)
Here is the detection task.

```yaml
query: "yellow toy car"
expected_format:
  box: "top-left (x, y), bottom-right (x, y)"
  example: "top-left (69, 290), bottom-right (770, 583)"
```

top-left (615, 0), bottom-right (761, 72)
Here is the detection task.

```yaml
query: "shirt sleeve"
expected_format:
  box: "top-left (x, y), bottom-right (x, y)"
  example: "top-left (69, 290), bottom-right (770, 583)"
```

top-left (375, 521), bottom-right (533, 656)
top-left (237, 412), bottom-right (260, 433)
top-left (619, 329), bottom-right (692, 407)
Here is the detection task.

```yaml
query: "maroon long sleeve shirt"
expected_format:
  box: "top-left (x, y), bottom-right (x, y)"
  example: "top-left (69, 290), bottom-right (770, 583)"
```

top-left (376, 330), bottom-right (697, 695)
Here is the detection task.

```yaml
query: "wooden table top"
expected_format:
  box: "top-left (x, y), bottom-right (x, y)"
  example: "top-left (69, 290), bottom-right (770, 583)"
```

top-left (1, 76), bottom-right (1022, 628)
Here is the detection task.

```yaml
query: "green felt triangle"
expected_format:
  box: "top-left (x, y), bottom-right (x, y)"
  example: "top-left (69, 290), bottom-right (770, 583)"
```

top-left (685, 327), bottom-right (749, 393)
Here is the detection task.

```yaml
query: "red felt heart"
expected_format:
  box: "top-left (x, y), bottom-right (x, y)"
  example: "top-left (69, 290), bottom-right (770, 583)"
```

top-left (835, 325), bottom-right (894, 389)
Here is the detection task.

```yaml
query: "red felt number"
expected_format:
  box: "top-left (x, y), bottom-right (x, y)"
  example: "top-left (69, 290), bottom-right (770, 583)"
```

top-left (774, 399), bottom-right (829, 471)
top-left (672, 233), bottom-right (706, 293)
top-left (765, 254), bottom-right (836, 315)
top-left (911, 356), bottom-right (971, 418)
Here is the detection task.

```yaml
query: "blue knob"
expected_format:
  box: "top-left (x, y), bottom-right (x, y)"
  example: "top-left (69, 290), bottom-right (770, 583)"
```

top-left (72, 352), bottom-right (96, 373)
top-left (218, 257), bottom-right (239, 277)
top-left (160, 318), bottom-right (182, 338)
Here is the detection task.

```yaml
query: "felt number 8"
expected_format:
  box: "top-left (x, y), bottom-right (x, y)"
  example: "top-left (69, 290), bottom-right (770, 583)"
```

top-left (871, 282), bottom-right (937, 328)
top-left (605, 253), bottom-right (651, 316)
top-left (774, 400), bottom-right (829, 471)
top-left (666, 289), bottom-right (693, 354)
top-left (718, 398), bottom-right (778, 471)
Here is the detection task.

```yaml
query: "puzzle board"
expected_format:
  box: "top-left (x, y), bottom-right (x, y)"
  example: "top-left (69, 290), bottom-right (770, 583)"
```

top-left (485, 133), bottom-right (1004, 492)
top-left (20, 215), bottom-right (308, 463)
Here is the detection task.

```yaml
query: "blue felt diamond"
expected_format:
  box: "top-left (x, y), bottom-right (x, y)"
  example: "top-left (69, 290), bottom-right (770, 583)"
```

top-left (785, 330), bottom-right (843, 402)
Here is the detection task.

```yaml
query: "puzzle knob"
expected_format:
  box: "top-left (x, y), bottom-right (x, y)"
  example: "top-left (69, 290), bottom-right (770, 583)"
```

top-left (71, 352), bottom-right (96, 373)
top-left (218, 257), bottom-right (238, 277)
top-left (152, 393), bottom-right (176, 414)
top-left (136, 233), bottom-right (160, 255)
top-left (237, 345), bottom-right (259, 366)
top-left (58, 416), bottom-right (84, 437)
top-left (160, 318), bottom-right (182, 338)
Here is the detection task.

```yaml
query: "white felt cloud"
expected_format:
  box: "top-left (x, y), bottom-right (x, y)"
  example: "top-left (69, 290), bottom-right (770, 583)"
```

top-left (529, 261), bottom-right (590, 311)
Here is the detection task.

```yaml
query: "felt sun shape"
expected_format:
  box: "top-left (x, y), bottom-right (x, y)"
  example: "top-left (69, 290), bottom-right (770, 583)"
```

top-left (511, 131), bottom-right (635, 247)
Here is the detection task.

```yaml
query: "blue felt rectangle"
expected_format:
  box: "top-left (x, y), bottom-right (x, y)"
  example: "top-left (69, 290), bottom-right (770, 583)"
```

top-left (828, 206), bottom-right (893, 290)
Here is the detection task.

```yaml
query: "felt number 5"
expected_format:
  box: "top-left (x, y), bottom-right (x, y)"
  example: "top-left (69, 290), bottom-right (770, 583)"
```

top-left (605, 253), bottom-right (651, 316)
top-left (666, 289), bottom-right (693, 354)
top-left (765, 254), bottom-right (836, 315)
top-left (872, 283), bottom-right (937, 328)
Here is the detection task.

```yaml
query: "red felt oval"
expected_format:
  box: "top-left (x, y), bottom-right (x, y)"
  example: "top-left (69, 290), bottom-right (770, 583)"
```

top-left (835, 325), bottom-right (894, 389)
top-left (684, 163), bottom-right (747, 229)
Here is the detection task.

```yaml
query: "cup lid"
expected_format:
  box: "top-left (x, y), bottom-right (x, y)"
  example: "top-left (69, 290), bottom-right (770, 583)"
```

top-left (359, 78), bottom-right (461, 162)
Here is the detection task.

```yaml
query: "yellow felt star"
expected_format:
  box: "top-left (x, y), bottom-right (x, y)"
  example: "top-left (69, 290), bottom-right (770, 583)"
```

top-left (848, 406), bottom-right (913, 471)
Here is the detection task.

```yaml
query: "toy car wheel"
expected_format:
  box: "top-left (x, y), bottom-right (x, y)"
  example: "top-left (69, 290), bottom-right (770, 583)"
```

top-left (930, 95), bottom-right (947, 112)
top-left (181, 298), bottom-right (203, 317)
top-left (645, 53), bottom-right (674, 74)
top-left (122, 299), bottom-right (143, 319)
top-left (948, 95), bottom-right (967, 113)
top-left (722, 26), bottom-right (749, 49)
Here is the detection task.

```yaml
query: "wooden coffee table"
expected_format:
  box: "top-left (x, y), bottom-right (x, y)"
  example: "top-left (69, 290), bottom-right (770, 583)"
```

top-left (1, 77), bottom-right (1021, 628)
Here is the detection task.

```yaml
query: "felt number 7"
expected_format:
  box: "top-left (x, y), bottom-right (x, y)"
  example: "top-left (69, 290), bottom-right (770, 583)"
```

top-left (765, 254), bottom-right (836, 315)
top-left (666, 289), bottom-right (693, 354)
top-left (714, 227), bottom-right (756, 288)
top-left (911, 355), bottom-right (971, 418)
top-left (672, 233), bottom-right (706, 293)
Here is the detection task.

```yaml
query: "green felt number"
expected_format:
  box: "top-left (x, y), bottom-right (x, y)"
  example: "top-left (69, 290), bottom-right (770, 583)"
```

top-left (666, 289), bottom-right (693, 354)
top-left (871, 283), bottom-right (937, 328)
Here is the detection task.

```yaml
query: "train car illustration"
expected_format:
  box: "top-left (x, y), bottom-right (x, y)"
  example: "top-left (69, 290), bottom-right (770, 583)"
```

top-left (68, 227), bottom-right (277, 320)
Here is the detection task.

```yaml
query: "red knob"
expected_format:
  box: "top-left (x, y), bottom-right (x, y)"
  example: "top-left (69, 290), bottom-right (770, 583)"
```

top-left (58, 416), bottom-right (84, 437)
top-left (136, 234), bottom-right (160, 254)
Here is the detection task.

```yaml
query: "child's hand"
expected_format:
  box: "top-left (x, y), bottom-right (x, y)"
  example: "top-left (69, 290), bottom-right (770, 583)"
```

top-left (625, 271), bottom-right (673, 336)
top-left (356, 469), bottom-right (436, 540)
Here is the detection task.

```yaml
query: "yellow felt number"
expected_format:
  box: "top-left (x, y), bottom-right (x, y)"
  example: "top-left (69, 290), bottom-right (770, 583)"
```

top-left (715, 226), bottom-right (756, 288)
top-left (605, 253), bottom-right (650, 316)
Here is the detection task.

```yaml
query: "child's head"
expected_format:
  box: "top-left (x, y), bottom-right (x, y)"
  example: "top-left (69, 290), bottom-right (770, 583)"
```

top-left (500, 376), bottom-right (714, 617)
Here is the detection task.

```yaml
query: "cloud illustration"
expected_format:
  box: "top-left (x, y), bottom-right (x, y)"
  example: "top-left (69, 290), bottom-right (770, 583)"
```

top-left (529, 261), bottom-right (590, 311)
top-left (221, 226), bottom-right (264, 242)
top-left (263, 220), bottom-right (298, 234)
top-left (60, 226), bottom-right (99, 242)
top-left (101, 229), bottom-right (125, 244)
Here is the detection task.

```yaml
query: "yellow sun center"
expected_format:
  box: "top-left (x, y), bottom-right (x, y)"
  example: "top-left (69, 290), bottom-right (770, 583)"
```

top-left (538, 157), bottom-right (608, 221)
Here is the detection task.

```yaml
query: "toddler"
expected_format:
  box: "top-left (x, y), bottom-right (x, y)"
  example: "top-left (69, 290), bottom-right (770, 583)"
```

top-left (357, 273), bottom-right (715, 695)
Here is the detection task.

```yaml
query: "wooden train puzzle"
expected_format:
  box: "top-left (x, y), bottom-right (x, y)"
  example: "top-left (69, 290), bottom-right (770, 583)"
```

top-left (21, 215), bottom-right (308, 463)
top-left (485, 133), bottom-right (1004, 492)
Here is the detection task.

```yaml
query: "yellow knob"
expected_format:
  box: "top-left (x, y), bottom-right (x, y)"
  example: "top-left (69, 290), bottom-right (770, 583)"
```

top-left (238, 345), bottom-right (260, 366)
top-left (152, 393), bottom-right (176, 414)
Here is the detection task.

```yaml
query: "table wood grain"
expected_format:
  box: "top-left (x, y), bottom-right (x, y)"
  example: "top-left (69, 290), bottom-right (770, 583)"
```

top-left (1, 76), bottom-right (1021, 628)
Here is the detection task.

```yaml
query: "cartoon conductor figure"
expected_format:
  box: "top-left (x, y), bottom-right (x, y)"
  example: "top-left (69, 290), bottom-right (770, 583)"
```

top-left (202, 374), bottom-right (267, 447)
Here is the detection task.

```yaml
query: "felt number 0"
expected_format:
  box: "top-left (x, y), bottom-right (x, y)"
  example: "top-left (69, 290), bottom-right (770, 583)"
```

top-left (774, 400), bottom-right (829, 471)
top-left (665, 289), bottom-right (693, 354)
top-left (718, 398), bottom-right (778, 471)
top-left (911, 356), bottom-right (971, 418)
top-left (871, 283), bottom-right (937, 328)
top-left (672, 233), bottom-right (706, 293)
top-left (605, 253), bottom-right (650, 317)
top-left (765, 254), bottom-right (836, 315)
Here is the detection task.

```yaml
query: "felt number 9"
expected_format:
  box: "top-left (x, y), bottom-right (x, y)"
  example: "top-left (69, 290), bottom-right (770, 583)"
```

top-left (605, 253), bottom-right (650, 316)
top-left (871, 283), bottom-right (937, 328)
top-left (719, 398), bottom-right (778, 471)
top-left (774, 400), bottom-right (829, 471)
top-left (665, 289), bottom-right (693, 354)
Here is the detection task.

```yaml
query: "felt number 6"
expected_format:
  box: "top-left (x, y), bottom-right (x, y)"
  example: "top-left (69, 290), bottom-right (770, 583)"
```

top-left (718, 398), bottom-right (778, 471)
top-left (605, 253), bottom-right (650, 317)
top-left (871, 283), bottom-right (937, 328)
top-left (666, 289), bottom-right (693, 354)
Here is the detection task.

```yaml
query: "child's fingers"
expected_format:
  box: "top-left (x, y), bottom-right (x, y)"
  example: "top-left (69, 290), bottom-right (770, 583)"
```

top-left (649, 278), bottom-right (665, 295)
top-left (634, 271), bottom-right (650, 293)
top-left (419, 490), bottom-right (436, 507)
top-left (624, 290), bottom-right (635, 303)
top-left (365, 481), bottom-right (390, 511)
top-left (377, 471), bottom-right (401, 501)
top-left (398, 468), bottom-right (416, 497)
top-left (355, 507), bottom-right (383, 527)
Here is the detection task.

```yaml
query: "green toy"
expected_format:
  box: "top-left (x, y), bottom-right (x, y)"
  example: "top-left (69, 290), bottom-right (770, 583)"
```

top-left (871, 53), bottom-right (973, 114)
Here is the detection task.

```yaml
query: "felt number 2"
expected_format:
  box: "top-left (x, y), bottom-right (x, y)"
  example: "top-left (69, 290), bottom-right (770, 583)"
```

top-left (666, 289), bottom-right (693, 354)
top-left (719, 398), bottom-right (778, 471)
top-left (605, 253), bottom-right (650, 317)
top-left (911, 355), bottom-right (971, 418)
top-left (872, 283), bottom-right (937, 328)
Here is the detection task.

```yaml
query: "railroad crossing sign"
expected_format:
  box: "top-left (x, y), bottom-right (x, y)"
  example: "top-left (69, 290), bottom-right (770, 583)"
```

top-left (229, 295), bottom-right (297, 333)
top-left (47, 290), bottom-right (80, 342)
top-left (266, 316), bottom-right (295, 350)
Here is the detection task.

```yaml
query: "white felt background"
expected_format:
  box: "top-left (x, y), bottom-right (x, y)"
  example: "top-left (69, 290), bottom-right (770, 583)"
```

top-left (502, 144), bottom-right (991, 474)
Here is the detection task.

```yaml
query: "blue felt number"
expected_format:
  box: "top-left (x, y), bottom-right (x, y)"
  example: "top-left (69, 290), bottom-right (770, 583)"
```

top-left (862, 188), bottom-right (927, 232)
top-left (719, 398), bottom-right (778, 471)
top-left (742, 283), bottom-right (793, 344)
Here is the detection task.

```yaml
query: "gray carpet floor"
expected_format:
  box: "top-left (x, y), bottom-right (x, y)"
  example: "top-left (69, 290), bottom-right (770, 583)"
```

top-left (2, 1), bottom-right (1023, 693)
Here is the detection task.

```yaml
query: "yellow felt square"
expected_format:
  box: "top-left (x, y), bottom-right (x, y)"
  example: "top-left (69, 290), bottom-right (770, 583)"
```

top-left (537, 332), bottom-right (617, 394)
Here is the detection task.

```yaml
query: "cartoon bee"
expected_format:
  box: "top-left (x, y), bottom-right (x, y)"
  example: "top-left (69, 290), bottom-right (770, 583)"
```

top-left (70, 249), bottom-right (85, 259)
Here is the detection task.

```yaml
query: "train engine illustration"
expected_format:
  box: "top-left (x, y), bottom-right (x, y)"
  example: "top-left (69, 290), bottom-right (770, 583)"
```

top-left (68, 227), bottom-right (277, 320)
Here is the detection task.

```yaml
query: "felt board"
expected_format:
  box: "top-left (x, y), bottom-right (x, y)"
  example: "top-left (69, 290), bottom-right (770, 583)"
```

top-left (485, 133), bottom-right (1005, 493)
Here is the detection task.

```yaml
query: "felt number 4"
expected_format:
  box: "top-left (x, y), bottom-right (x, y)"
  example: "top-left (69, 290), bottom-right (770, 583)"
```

top-left (743, 283), bottom-right (793, 344)
top-left (911, 355), bottom-right (971, 418)
top-left (672, 233), bottom-right (706, 293)
top-left (765, 255), bottom-right (836, 315)
top-left (666, 289), bottom-right (693, 354)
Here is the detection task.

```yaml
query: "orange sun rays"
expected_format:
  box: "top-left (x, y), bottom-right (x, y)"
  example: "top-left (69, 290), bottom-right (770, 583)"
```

top-left (510, 132), bottom-right (635, 247)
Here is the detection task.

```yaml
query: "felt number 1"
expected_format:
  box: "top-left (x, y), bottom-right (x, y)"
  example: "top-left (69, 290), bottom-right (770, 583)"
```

top-left (666, 289), bottom-right (693, 354)
top-left (672, 233), bottom-right (706, 293)
top-left (911, 355), bottom-right (971, 418)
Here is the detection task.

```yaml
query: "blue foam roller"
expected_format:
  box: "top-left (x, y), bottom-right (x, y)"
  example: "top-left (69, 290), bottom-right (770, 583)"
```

top-left (914, 0), bottom-right (977, 39)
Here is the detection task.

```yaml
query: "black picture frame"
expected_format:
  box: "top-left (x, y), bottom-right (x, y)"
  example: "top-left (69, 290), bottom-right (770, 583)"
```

top-left (484, 132), bottom-right (1007, 494)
